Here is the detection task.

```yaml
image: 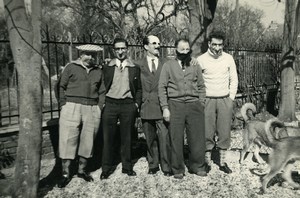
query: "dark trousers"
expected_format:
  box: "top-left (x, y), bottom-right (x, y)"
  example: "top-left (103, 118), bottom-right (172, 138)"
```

top-left (102, 101), bottom-right (137, 172)
top-left (169, 100), bottom-right (206, 174)
top-left (142, 119), bottom-right (171, 173)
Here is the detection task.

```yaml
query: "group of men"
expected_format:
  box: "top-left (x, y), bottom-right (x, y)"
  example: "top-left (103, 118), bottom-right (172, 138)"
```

top-left (57, 30), bottom-right (238, 187)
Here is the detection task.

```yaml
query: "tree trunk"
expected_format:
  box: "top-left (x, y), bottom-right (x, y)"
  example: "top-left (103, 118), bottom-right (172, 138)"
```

top-left (278, 0), bottom-right (300, 121)
top-left (188, 0), bottom-right (218, 56)
top-left (4, 0), bottom-right (43, 197)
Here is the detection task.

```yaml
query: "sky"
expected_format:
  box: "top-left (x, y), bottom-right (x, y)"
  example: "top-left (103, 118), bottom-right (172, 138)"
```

top-left (238, 0), bottom-right (285, 26)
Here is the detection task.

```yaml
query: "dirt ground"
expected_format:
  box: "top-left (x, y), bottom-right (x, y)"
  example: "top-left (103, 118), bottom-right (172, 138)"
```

top-left (1, 139), bottom-right (300, 198)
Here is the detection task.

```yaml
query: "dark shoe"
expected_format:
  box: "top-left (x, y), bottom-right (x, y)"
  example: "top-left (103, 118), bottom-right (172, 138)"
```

top-left (174, 173), bottom-right (184, 179)
top-left (188, 170), bottom-right (207, 177)
top-left (57, 175), bottom-right (71, 188)
top-left (122, 169), bottom-right (137, 176)
top-left (219, 163), bottom-right (232, 174)
top-left (205, 163), bottom-right (211, 173)
top-left (163, 172), bottom-right (173, 177)
top-left (100, 171), bottom-right (112, 180)
top-left (77, 172), bottom-right (94, 182)
top-left (148, 167), bottom-right (160, 174)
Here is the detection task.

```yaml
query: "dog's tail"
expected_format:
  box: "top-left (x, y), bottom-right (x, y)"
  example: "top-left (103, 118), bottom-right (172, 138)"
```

top-left (241, 103), bottom-right (256, 121)
top-left (264, 118), bottom-right (285, 146)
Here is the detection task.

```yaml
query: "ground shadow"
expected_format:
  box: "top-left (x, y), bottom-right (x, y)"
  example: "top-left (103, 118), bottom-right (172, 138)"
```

top-left (38, 119), bottom-right (62, 197)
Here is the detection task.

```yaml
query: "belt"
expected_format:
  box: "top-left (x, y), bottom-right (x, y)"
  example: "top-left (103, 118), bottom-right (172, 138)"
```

top-left (105, 97), bottom-right (134, 104)
top-left (206, 94), bottom-right (229, 99)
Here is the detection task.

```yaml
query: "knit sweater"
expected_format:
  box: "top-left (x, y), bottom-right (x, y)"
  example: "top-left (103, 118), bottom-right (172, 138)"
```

top-left (59, 60), bottom-right (105, 107)
top-left (158, 59), bottom-right (206, 110)
top-left (197, 51), bottom-right (238, 100)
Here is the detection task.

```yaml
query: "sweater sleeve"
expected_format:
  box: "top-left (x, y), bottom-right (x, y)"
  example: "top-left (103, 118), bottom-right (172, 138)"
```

top-left (98, 70), bottom-right (106, 110)
top-left (197, 65), bottom-right (206, 102)
top-left (59, 65), bottom-right (71, 107)
top-left (158, 63), bottom-right (169, 110)
top-left (229, 56), bottom-right (238, 100)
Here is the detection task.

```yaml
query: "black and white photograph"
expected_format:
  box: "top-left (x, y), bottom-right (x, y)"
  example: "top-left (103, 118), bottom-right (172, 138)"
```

top-left (0, 0), bottom-right (300, 197)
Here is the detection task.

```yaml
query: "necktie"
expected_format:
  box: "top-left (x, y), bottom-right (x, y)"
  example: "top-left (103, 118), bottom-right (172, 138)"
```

top-left (119, 62), bottom-right (124, 71)
top-left (151, 59), bottom-right (156, 74)
top-left (181, 61), bottom-right (185, 71)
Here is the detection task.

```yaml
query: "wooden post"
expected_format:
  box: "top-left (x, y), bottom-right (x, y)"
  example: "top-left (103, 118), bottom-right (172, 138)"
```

top-left (278, 0), bottom-right (300, 120)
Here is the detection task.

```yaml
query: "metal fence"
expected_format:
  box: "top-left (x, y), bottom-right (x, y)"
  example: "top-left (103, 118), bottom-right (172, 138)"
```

top-left (0, 30), bottom-right (292, 127)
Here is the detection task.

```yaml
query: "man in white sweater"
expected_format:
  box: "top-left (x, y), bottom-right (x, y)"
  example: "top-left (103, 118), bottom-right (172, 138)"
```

top-left (197, 30), bottom-right (238, 174)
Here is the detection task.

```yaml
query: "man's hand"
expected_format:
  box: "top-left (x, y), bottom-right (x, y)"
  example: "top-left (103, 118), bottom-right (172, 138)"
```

top-left (163, 108), bottom-right (170, 122)
top-left (135, 103), bottom-right (140, 113)
top-left (190, 57), bottom-right (198, 66)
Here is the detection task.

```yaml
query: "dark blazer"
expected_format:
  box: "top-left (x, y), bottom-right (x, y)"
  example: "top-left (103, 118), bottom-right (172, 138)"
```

top-left (102, 58), bottom-right (142, 107)
top-left (135, 57), bottom-right (167, 119)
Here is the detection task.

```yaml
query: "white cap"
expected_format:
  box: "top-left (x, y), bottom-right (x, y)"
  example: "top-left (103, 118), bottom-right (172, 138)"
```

top-left (76, 44), bottom-right (103, 52)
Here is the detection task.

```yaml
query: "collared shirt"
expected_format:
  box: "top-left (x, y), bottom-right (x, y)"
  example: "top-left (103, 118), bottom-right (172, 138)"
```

top-left (177, 60), bottom-right (185, 71)
top-left (106, 58), bottom-right (134, 99)
top-left (146, 56), bottom-right (158, 72)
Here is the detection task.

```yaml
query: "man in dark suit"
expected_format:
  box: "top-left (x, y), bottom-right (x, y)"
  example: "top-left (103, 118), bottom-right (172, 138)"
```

top-left (100, 38), bottom-right (142, 179)
top-left (135, 35), bottom-right (171, 176)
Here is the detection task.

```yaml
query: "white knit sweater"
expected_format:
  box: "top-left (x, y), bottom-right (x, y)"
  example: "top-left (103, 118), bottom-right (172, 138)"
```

top-left (197, 51), bottom-right (238, 100)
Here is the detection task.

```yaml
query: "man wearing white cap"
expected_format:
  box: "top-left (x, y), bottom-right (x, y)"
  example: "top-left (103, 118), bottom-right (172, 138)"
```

top-left (57, 44), bottom-right (105, 188)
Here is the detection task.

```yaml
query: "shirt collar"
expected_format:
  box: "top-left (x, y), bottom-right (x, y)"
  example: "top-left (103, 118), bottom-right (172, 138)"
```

top-left (108, 58), bottom-right (135, 67)
top-left (208, 49), bottom-right (223, 59)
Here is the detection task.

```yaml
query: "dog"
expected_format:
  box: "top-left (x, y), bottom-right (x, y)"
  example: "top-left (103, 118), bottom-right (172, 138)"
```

top-left (261, 118), bottom-right (300, 193)
top-left (238, 103), bottom-right (276, 164)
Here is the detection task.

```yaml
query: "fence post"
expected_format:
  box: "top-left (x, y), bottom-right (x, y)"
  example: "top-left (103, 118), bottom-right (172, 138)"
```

top-left (68, 32), bottom-right (72, 62)
top-left (0, 96), bottom-right (2, 127)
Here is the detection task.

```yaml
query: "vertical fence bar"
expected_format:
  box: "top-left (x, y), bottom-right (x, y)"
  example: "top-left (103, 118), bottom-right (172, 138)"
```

top-left (46, 26), bottom-right (53, 119)
top-left (68, 32), bottom-right (72, 62)
top-left (16, 72), bottom-right (20, 124)
top-left (6, 79), bottom-right (11, 125)
top-left (0, 96), bottom-right (2, 127)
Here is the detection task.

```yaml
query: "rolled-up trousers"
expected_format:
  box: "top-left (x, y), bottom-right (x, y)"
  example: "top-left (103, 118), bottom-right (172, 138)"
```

top-left (59, 102), bottom-right (101, 159)
top-left (168, 100), bottom-right (206, 174)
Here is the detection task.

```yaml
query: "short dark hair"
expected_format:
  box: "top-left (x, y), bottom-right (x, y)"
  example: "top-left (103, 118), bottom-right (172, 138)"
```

top-left (143, 36), bottom-right (150, 46)
top-left (208, 30), bottom-right (226, 42)
top-left (174, 38), bottom-right (190, 48)
top-left (113, 38), bottom-right (128, 47)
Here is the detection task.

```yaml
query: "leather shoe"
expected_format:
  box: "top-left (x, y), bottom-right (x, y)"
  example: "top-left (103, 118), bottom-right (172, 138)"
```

top-left (148, 167), bottom-right (160, 174)
top-left (188, 170), bottom-right (207, 177)
top-left (122, 169), bottom-right (137, 176)
top-left (174, 173), bottom-right (184, 179)
top-left (205, 163), bottom-right (211, 173)
top-left (57, 175), bottom-right (71, 188)
top-left (77, 172), bottom-right (94, 182)
top-left (219, 163), bottom-right (232, 174)
top-left (163, 172), bottom-right (173, 177)
top-left (100, 171), bottom-right (113, 180)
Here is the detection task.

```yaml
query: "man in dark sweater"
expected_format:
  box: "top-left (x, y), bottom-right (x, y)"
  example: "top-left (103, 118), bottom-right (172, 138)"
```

top-left (58, 44), bottom-right (105, 188)
top-left (100, 38), bottom-right (142, 179)
top-left (158, 38), bottom-right (206, 179)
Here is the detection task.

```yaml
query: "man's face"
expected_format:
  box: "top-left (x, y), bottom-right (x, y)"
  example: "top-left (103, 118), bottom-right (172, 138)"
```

top-left (113, 42), bottom-right (128, 61)
top-left (145, 36), bottom-right (160, 57)
top-left (208, 38), bottom-right (224, 56)
top-left (80, 52), bottom-right (97, 67)
top-left (176, 40), bottom-right (190, 54)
